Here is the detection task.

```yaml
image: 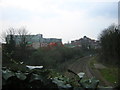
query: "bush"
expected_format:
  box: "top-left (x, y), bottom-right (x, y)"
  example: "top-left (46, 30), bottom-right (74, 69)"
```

top-left (29, 47), bottom-right (83, 70)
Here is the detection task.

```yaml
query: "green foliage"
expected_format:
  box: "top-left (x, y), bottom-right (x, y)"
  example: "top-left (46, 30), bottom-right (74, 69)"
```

top-left (2, 28), bottom-right (33, 65)
top-left (79, 77), bottom-right (99, 89)
top-left (89, 56), bottom-right (119, 87)
top-left (29, 47), bottom-right (83, 70)
top-left (6, 34), bottom-right (16, 56)
top-left (2, 69), bottom-right (15, 80)
top-left (2, 66), bottom-right (100, 89)
top-left (2, 35), bottom-right (16, 64)
top-left (2, 67), bottom-right (70, 89)
top-left (2, 59), bottom-right (100, 89)
top-left (52, 77), bottom-right (72, 88)
top-left (99, 24), bottom-right (120, 65)
top-left (15, 72), bottom-right (27, 80)
top-left (99, 68), bottom-right (118, 84)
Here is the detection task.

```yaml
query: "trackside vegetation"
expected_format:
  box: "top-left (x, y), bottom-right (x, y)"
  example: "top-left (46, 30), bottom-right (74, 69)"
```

top-left (2, 24), bottom-right (120, 89)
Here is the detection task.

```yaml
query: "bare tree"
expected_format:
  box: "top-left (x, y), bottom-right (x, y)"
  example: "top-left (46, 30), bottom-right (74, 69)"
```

top-left (2, 27), bottom-right (32, 63)
top-left (1, 28), bottom-right (16, 43)
top-left (17, 27), bottom-right (31, 47)
top-left (2, 28), bottom-right (17, 64)
top-left (16, 27), bottom-right (32, 62)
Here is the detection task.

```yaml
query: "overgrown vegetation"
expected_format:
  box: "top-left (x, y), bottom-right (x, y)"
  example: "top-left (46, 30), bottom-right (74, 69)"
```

top-left (2, 27), bottom-right (97, 73)
top-left (2, 27), bottom-right (34, 65)
top-left (98, 24), bottom-right (120, 66)
top-left (28, 47), bottom-right (84, 71)
top-left (89, 56), bottom-right (97, 68)
top-left (98, 24), bottom-right (120, 87)
top-left (2, 60), bottom-right (100, 89)
top-left (89, 56), bottom-right (119, 87)
top-left (99, 68), bottom-right (118, 85)
top-left (2, 25), bottom-right (120, 89)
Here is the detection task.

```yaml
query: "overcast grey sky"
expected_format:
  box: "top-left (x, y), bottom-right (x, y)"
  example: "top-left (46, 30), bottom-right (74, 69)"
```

top-left (0, 0), bottom-right (118, 43)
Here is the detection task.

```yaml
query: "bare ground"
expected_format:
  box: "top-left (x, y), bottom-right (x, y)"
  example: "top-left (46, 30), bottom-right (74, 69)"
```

top-left (64, 56), bottom-right (112, 87)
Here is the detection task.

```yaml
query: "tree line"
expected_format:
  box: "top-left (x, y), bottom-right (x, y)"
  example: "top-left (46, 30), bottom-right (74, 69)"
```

top-left (2, 27), bottom-right (86, 71)
top-left (4, 24), bottom-right (119, 71)
top-left (98, 24), bottom-right (120, 66)
top-left (2, 27), bottom-right (34, 65)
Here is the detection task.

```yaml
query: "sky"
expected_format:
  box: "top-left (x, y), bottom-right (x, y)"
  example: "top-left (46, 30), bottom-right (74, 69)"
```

top-left (0, 0), bottom-right (119, 43)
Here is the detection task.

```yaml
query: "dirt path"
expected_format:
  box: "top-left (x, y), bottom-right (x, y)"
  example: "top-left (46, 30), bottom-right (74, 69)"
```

top-left (67, 56), bottom-right (93, 78)
top-left (65, 56), bottom-right (112, 87)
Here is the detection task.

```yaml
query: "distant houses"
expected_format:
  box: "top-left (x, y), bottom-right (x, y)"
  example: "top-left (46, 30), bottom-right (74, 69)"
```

top-left (65, 36), bottom-right (100, 49)
top-left (6, 34), bottom-right (62, 49)
top-left (5, 34), bottom-right (99, 49)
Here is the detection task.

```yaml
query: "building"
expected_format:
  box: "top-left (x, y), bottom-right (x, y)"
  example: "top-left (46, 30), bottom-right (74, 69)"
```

top-left (68, 36), bottom-right (100, 49)
top-left (6, 34), bottom-right (62, 49)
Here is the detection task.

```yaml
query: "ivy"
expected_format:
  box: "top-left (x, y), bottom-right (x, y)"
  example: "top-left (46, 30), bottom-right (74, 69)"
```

top-left (2, 67), bottom-right (100, 89)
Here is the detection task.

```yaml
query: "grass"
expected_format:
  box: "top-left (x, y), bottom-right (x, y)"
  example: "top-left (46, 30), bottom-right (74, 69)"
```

top-left (89, 56), bottom-right (97, 68)
top-left (99, 68), bottom-right (118, 84)
top-left (89, 56), bottom-right (119, 86)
